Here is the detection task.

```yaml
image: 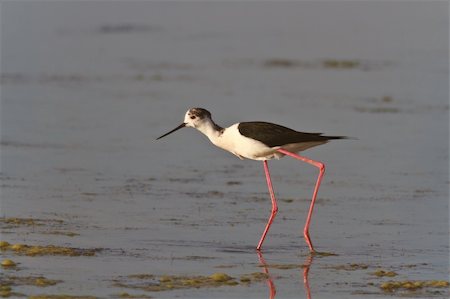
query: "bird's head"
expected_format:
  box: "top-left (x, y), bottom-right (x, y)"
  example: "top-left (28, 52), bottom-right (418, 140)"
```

top-left (183, 108), bottom-right (212, 128)
top-left (156, 108), bottom-right (212, 140)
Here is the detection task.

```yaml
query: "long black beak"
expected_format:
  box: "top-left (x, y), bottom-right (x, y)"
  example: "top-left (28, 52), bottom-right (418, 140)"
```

top-left (156, 123), bottom-right (186, 140)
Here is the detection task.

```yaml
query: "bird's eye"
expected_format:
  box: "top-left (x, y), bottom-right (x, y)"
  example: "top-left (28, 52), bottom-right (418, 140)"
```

top-left (190, 115), bottom-right (196, 120)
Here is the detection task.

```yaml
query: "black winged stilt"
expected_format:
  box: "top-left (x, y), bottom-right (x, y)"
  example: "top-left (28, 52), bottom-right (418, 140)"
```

top-left (156, 108), bottom-right (347, 252)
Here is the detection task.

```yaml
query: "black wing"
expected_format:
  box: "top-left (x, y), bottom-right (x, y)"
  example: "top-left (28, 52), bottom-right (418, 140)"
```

top-left (238, 122), bottom-right (345, 147)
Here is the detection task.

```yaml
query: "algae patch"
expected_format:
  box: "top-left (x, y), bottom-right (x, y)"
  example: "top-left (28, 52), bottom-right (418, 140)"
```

top-left (0, 217), bottom-right (79, 238)
top-left (380, 280), bottom-right (449, 292)
top-left (329, 263), bottom-right (369, 271)
top-left (371, 269), bottom-right (398, 277)
top-left (239, 272), bottom-right (269, 283)
top-left (34, 277), bottom-right (61, 287)
top-left (0, 217), bottom-right (44, 227)
top-left (210, 273), bottom-right (232, 282)
top-left (1, 275), bottom-right (62, 287)
top-left (0, 217), bottom-right (64, 228)
top-left (1, 242), bottom-right (100, 256)
top-left (0, 285), bottom-right (22, 298)
top-left (1, 259), bottom-right (16, 268)
top-left (0, 275), bottom-right (63, 298)
top-left (0, 241), bottom-right (10, 249)
top-left (114, 272), bottom-right (269, 292)
top-left (310, 251), bottom-right (338, 257)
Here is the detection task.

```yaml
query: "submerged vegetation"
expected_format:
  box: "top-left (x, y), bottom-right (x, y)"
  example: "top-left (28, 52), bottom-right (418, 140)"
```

top-left (0, 217), bottom-right (64, 228)
top-left (380, 280), bottom-right (449, 293)
top-left (371, 269), bottom-right (398, 277)
top-left (329, 263), bottom-right (369, 271)
top-left (0, 275), bottom-right (63, 298)
top-left (0, 217), bottom-right (79, 237)
top-left (1, 259), bottom-right (16, 268)
top-left (113, 272), bottom-right (270, 292)
top-left (1, 242), bottom-right (99, 257)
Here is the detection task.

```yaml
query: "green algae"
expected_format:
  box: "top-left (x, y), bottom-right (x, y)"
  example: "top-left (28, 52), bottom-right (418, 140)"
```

top-left (0, 217), bottom-right (44, 227)
top-left (0, 217), bottom-right (77, 237)
top-left (329, 263), bottom-right (369, 271)
top-left (26, 244), bottom-right (96, 257)
top-left (239, 272), bottom-right (269, 283)
top-left (0, 217), bottom-right (64, 228)
top-left (371, 269), bottom-right (398, 277)
top-left (34, 277), bottom-right (61, 287)
top-left (0, 275), bottom-right (62, 298)
top-left (210, 273), bottom-right (232, 282)
top-left (380, 280), bottom-right (449, 292)
top-left (1, 275), bottom-right (62, 288)
top-left (1, 259), bottom-right (16, 268)
top-left (0, 285), bottom-right (15, 298)
top-left (114, 273), bottom-right (238, 292)
top-left (115, 272), bottom-right (269, 292)
top-left (239, 277), bottom-right (251, 283)
top-left (0, 288), bottom-right (24, 298)
top-left (1, 242), bottom-right (99, 257)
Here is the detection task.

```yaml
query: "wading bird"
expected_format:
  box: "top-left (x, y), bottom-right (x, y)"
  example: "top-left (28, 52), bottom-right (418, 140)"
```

top-left (157, 108), bottom-right (347, 252)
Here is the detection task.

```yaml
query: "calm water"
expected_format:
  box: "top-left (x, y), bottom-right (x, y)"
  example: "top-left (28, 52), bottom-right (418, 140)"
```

top-left (1, 2), bottom-right (448, 298)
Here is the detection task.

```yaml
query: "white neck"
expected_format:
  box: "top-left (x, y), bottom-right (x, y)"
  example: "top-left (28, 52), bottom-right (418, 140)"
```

top-left (195, 119), bottom-right (223, 142)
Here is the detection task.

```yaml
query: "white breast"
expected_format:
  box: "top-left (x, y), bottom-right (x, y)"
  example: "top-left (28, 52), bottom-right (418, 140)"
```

top-left (211, 124), bottom-right (277, 160)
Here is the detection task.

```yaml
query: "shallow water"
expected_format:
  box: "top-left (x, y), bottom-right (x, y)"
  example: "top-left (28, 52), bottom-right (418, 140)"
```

top-left (1, 2), bottom-right (448, 298)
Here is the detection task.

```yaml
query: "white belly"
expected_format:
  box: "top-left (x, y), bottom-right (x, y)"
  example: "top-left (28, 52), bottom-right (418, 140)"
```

top-left (211, 124), bottom-right (277, 160)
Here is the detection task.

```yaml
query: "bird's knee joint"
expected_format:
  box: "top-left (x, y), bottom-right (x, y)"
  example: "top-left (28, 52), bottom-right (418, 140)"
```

top-left (319, 163), bottom-right (325, 173)
top-left (273, 207), bottom-right (279, 214)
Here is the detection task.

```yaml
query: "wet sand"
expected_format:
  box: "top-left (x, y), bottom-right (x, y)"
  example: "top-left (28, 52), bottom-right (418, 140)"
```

top-left (1, 2), bottom-right (449, 298)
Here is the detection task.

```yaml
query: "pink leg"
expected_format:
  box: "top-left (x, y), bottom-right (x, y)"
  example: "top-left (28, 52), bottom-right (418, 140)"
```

top-left (276, 148), bottom-right (325, 252)
top-left (256, 160), bottom-right (278, 251)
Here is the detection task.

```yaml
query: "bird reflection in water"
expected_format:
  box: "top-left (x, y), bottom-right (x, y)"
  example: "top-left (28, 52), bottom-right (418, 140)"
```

top-left (257, 252), bottom-right (313, 299)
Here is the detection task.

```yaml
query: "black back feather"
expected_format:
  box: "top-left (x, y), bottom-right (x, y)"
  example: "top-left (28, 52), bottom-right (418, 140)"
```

top-left (238, 122), bottom-right (346, 147)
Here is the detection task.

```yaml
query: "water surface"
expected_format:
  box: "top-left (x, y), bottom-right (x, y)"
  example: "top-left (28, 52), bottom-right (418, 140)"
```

top-left (1, 2), bottom-right (448, 298)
